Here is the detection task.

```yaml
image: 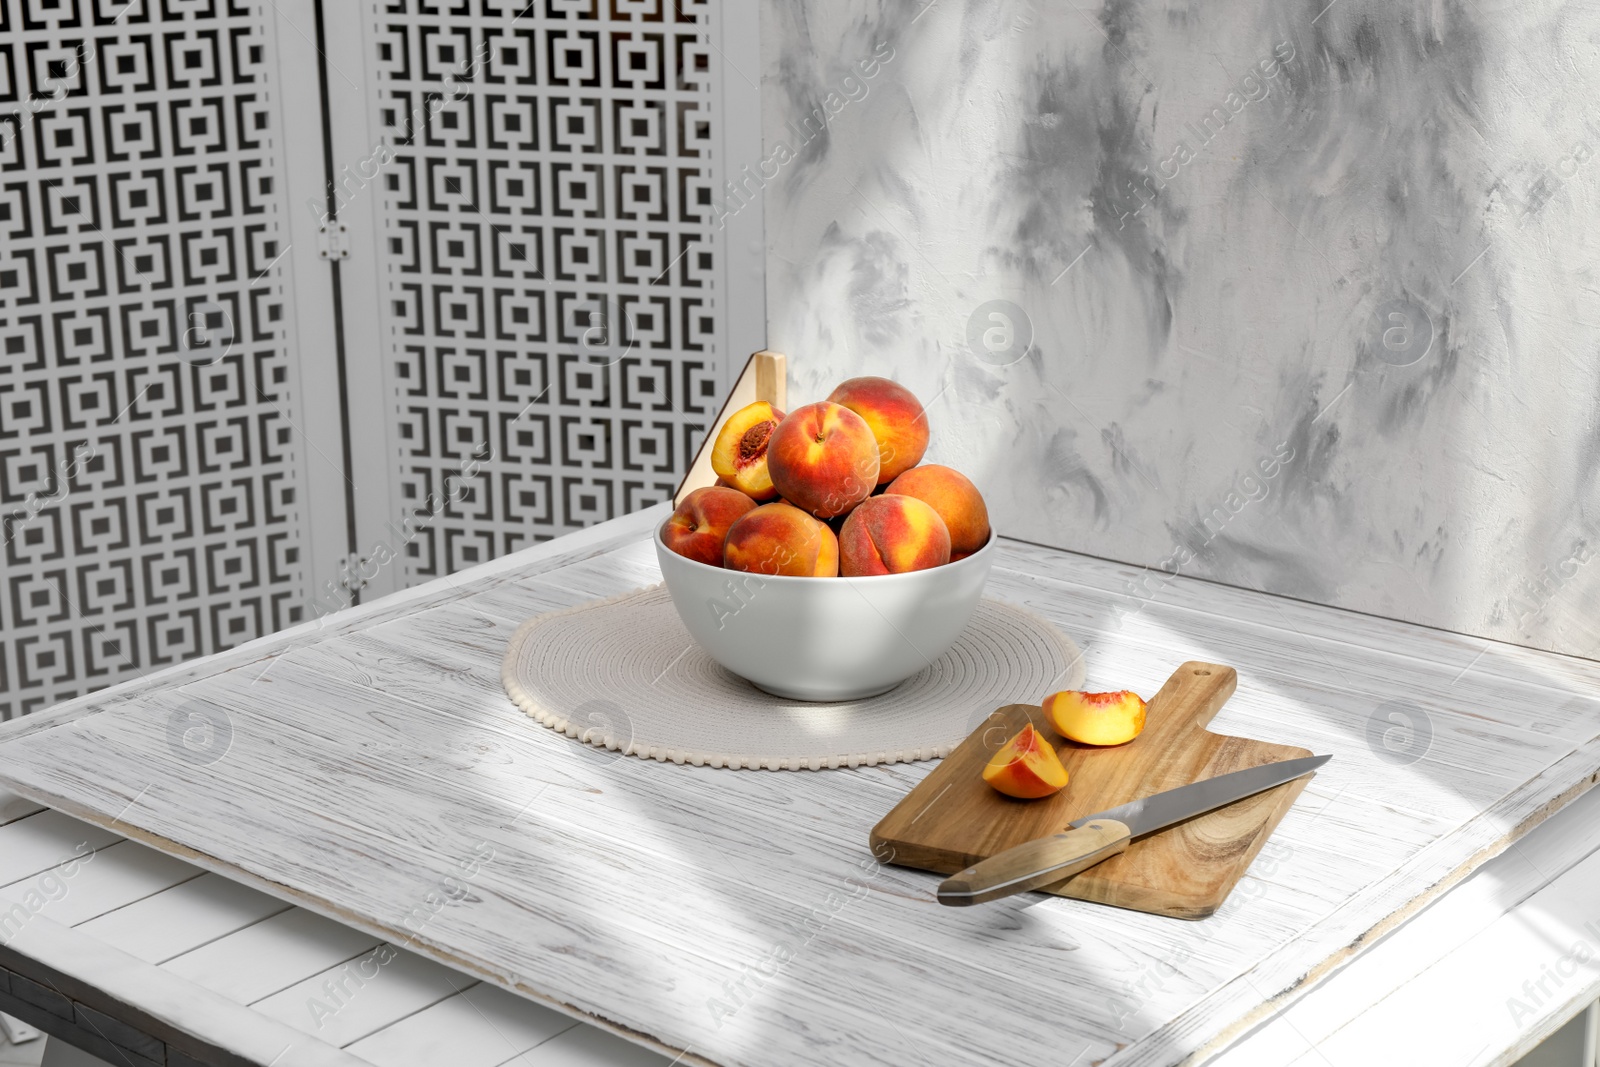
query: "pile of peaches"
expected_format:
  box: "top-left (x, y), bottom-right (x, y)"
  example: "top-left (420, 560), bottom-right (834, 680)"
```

top-left (661, 377), bottom-right (990, 577)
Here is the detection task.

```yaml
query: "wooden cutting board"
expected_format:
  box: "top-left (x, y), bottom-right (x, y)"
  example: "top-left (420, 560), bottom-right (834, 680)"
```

top-left (870, 662), bottom-right (1317, 918)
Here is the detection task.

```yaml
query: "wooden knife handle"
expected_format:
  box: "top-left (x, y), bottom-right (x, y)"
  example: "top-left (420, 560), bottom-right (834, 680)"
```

top-left (936, 820), bottom-right (1132, 907)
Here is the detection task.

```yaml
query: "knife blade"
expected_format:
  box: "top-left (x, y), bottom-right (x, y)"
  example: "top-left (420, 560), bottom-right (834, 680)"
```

top-left (936, 753), bottom-right (1330, 907)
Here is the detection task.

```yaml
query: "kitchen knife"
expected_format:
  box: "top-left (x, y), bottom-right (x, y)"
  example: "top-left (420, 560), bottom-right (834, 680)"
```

top-left (936, 753), bottom-right (1330, 906)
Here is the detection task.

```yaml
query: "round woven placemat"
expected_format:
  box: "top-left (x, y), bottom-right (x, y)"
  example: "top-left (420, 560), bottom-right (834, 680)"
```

top-left (501, 584), bottom-right (1084, 770)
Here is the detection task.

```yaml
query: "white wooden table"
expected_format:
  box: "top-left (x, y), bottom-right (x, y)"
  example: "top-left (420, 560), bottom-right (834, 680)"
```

top-left (5, 783), bottom-right (1600, 1067)
top-left (1, 505), bottom-right (1599, 1067)
top-left (0, 786), bottom-right (669, 1067)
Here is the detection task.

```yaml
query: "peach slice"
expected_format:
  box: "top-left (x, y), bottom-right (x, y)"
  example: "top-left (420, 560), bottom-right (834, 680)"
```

top-left (661, 486), bottom-right (758, 567)
top-left (766, 401), bottom-right (880, 518)
top-left (1043, 690), bottom-right (1148, 746)
top-left (884, 464), bottom-right (991, 557)
top-left (982, 724), bottom-right (1069, 799)
top-left (723, 501), bottom-right (840, 577)
top-left (827, 376), bottom-right (929, 484)
top-left (710, 401), bottom-right (784, 500)
top-left (838, 494), bottom-right (951, 576)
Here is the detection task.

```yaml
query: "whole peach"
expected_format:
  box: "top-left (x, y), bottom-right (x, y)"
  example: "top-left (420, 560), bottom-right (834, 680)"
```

top-left (766, 402), bottom-right (879, 519)
top-left (827, 376), bottom-right (929, 484)
top-left (661, 487), bottom-right (759, 567)
top-left (723, 502), bottom-right (840, 577)
top-left (838, 494), bottom-right (951, 576)
top-left (885, 465), bottom-right (991, 556)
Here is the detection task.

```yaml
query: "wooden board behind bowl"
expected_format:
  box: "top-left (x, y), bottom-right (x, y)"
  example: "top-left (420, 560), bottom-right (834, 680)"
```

top-left (674, 350), bottom-right (786, 507)
top-left (870, 662), bottom-right (1317, 918)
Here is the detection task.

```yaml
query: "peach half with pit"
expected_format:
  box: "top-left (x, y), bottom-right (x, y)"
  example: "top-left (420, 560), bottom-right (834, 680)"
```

top-left (710, 401), bottom-right (784, 501)
top-left (660, 486), bottom-right (758, 567)
top-left (884, 464), bottom-right (990, 557)
top-left (1043, 690), bottom-right (1148, 746)
top-left (838, 494), bottom-right (951, 577)
top-left (723, 501), bottom-right (840, 577)
top-left (982, 724), bottom-right (1069, 799)
top-left (827, 376), bottom-right (929, 484)
top-left (766, 401), bottom-right (880, 518)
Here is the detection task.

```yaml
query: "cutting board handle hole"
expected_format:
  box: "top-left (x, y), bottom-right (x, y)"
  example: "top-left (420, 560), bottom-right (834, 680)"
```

top-left (1193, 669), bottom-right (1212, 676)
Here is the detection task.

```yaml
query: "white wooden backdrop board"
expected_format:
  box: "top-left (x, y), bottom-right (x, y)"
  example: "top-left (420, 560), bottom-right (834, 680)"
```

top-left (1, 504), bottom-right (1599, 1067)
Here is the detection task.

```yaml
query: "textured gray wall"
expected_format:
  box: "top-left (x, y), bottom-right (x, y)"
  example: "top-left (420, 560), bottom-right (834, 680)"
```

top-left (759, 0), bottom-right (1600, 658)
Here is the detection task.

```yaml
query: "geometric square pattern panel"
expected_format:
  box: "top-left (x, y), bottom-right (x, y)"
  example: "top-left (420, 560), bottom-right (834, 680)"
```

top-left (0, 0), bottom-right (310, 719)
top-left (363, 0), bottom-right (724, 581)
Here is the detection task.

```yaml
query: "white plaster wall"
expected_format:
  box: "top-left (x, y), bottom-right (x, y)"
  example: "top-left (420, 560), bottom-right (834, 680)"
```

top-left (758, 0), bottom-right (1600, 659)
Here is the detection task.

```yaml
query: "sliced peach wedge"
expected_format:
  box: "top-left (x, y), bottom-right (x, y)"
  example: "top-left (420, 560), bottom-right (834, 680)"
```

top-left (710, 401), bottom-right (784, 500)
top-left (982, 724), bottom-right (1069, 799)
top-left (1043, 690), bottom-right (1148, 746)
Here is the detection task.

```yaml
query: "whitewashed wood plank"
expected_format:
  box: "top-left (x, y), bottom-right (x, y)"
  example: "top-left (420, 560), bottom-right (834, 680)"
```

top-left (1211, 777), bottom-right (1600, 1065)
top-left (0, 525), bottom-right (1595, 1067)
top-left (0, 710), bottom-right (1128, 1063)
top-left (986, 566), bottom-right (1584, 818)
top-left (991, 562), bottom-right (1600, 755)
top-left (0, 709), bottom-right (1453, 1067)
top-left (1295, 846), bottom-right (1600, 1067)
top-left (0, 681), bottom-right (1529, 1062)
top-left (0, 840), bottom-right (199, 928)
top-left (500, 551), bottom-right (664, 610)
top-left (0, 813), bottom-right (121, 887)
top-left (324, 547), bottom-right (1600, 1062)
top-left (997, 540), bottom-right (1600, 706)
top-left (985, 577), bottom-right (1588, 842)
top-left (1180, 710), bottom-right (1533, 822)
top-left (0, 910), bottom-right (370, 1065)
top-left (255, 638), bottom-right (1453, 924)
top-left (12, 739), bottom-right (1529, 1062)
top-left (346, 982), bottom-right (578, 1067)
top-left (457, 534), bottom-right (1593, 1062)
top-left (990, 556), bottom-right (1582, 728)
top-left (0, 790), bottom-right (45, 827)
top-left (102, 670), bottom-right (1337, 986)
top-left (515, 1024), bottom-right (673, 1067)
top-left (277, 576), bottom-right (1534, 933)
top-left (0, 748), bottom-right (1504, 1067)
top-left (74, 872), bottom-right (290, 965)
top-left (162, 907), bottom-right (382, 1006)
top-left (446, 581), bottom-right (595, 627)
top-left (251, 946), bottom-right (471, 1048)
top-left (1145, 735), bottom-right (1600, 1067)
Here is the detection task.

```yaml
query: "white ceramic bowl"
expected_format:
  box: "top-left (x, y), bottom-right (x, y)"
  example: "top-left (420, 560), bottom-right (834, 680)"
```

top-left (654, 524), bottom-right (995, 701)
